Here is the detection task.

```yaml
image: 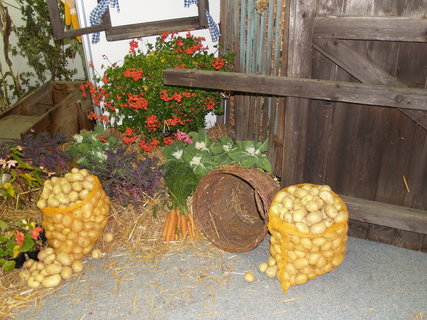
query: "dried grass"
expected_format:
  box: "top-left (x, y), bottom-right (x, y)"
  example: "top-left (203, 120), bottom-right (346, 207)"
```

top-left (0, 125), bottom-right (238, 319)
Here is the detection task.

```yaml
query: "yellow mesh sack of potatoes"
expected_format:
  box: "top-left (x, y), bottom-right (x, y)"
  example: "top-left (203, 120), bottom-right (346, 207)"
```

top-left (39, 169), bottom-right (110, 262)
top-left (267, 183), bottom-right (348, 294)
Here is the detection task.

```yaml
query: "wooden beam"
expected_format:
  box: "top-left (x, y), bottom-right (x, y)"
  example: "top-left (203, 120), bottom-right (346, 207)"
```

top-left (163, 69), bottom-right (427, 111)
top-left (314, 16), bottom-right (427, 42)
top-left (105, 17), bottom-right (202, 41)
top-left (47, 0), bottom-right (107, 40)
top-left (342, 195), bottom-right (427, 234)
top-left (313, 38), bottom-right (427, 130)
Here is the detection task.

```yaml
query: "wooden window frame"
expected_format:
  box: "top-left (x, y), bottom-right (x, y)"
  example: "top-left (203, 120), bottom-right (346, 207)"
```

top-left (47, 0), bottom-right (210, 41)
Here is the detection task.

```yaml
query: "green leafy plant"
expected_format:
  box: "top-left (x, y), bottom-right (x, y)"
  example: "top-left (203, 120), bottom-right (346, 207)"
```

top-left (82, 32), bottom-right (234, 152)
top-left (66, 125), bottom-right (119, 168)
top-left (0, 219), bottom-right (44, 272)
top-left (163, 129), bottom-right (272, 179)
top-left (0, 145), bottom-right (46, 201)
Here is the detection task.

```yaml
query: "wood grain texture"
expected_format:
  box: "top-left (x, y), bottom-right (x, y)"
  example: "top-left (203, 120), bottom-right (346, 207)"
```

top-left (163, 69), bottom-right (427, 111)
top-left (342, 195), bottom-right (427, 234)
top-left (314, 16), bottom-right (427, 42)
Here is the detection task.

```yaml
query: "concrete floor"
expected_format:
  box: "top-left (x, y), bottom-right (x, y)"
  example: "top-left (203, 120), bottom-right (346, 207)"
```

top-left (13, 236), bottom-right (427, 320)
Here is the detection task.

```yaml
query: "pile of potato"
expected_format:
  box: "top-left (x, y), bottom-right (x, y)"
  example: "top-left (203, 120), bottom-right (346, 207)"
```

top-left (19, 248), bottom-right (83, 289)
top-left (267, 183), bottom-right (348, 294)
top-left (37, 168), bottom-right (110, 261)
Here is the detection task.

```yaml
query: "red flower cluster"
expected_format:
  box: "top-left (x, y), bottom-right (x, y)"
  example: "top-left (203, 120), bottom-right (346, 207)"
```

top-left (123, 68), bottom-right (143, 81)
top-left (145, 114), bottom-right (159, 132)
top-left (127, 93), bottom-right (148, 111)
top-left (166, 115), bottom-right (185, 126)
top-left (160, 90), bottom-right (185, 102)
top-left (99, 134), bottom-right (108, 143)
top-left (88, 111), bottom-right (98, 121)
top-left (205, 98), bottom-right (216, 110)
top-left (129, 39), bottom-right (139, 54)
top-left (211, 58), bottom-right (225, 70)
top-left (123, 127), bottom-right (137, 144)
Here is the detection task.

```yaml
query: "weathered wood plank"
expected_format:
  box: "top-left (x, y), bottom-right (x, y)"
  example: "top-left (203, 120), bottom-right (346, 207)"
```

top-left (163, 69), bottom-right (427, 111)
top-left (313, 38), bottom-right (427, 129)
top-left (342, 195), bottom-right (427, 234)
top-left (314, 16), bottom-right (427, 42)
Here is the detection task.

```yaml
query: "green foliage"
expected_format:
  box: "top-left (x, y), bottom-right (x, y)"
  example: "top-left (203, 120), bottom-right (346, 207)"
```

top-left (66, 125), bottom-right (119, 168)
top-left (162, 129), bottom-right (272, 178)
top-left (162, 161), bottom-right (199, 211)
top-left (13, 0), bottom-right (80, 84)
top-left (161, 129), bottom-right (272, 211)
top-left (0, 146), bottom-right (45, 202)
top-left (0, 218), bottom-right (44, 272)
top-left (83, 32), bottom-right (235, 152)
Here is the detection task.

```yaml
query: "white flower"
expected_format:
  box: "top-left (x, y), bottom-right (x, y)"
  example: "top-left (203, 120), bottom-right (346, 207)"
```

top-left (223, 144), bottom-right (232, 152)
top-left (195, 142), bottom-right (208, 151)
top-left (172, 150), bottom-right (183, 160)
top-left (190, 156), bottom-right (202, 167)
top-left (96, 151), bottom-right (107, 161)
top-left (246, 146), bottom-right (260, 156)
top-left (73, 134), bottom-right (83, 143)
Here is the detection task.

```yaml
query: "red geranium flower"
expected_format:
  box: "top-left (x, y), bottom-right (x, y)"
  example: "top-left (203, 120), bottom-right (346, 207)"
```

top-left (31, 227), bottom-right (43, 241)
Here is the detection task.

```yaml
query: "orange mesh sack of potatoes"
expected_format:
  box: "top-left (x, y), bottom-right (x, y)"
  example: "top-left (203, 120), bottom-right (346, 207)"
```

top-left (37, 168), bottom-right (110, 261)
top-left (267, 183), bottom-right (348, 294)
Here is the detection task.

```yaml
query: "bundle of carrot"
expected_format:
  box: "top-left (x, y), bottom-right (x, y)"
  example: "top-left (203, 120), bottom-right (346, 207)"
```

top-left (162, 209), bottom-right (199, 244)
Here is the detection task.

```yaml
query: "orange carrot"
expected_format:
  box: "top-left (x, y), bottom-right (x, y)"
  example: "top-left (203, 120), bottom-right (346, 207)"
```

top-left (162, 211), bottom-right (172, 239)
top-left (187, 219), bottom-right (194, 241)
top-left (176, 210), bottom-right (181, 239)
top-left (166, 209), bottom-right (177, 244)
top-left (181, 214), bottom-right (188, 240)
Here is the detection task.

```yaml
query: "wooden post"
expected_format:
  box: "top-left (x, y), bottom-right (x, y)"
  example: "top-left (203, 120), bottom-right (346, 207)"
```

top-left (281, 0), bottom-right (317, 186)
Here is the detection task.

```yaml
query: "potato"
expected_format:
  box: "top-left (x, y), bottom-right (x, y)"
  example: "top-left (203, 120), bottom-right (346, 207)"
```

top-left (305, 200), bottom-right (321, 212)
top-left (319, 190), bottom-right (335, 205)
top-left (41, 274), bottom-right (62, 288)
top-left (37, 199), bottom-right (47, 209)
top-left (267, 256), bottom-right (276, 266)
top-left (56, 193), bottom-right (70, 205)
top-left (46, 263), bottom-right (62, 275)
top-left (82, 181), bottom-right (94, 191)
top-left (71, 181), bottom-right (83, 192)
top-left (79, 189), bottom-right (90, 201)
top-left (24, 259), bottom-right (35, 269)
top-left (294, 188), bottom-right (308, 199)
top-left (80, 169), bottom-right (89, 177)
top-left (44, 253), bottom-right (56, 265)
top-left (60, 266), bottom-right (73, 280)
top-left (334, 211), bottom-right (348, 223)
top-left (103, 232), bottom-right (114, 242)
top-left (47, 196), bottom-right (60, 208)
top-left (56, 252), bottom-right (72, 266)
top-left (295, 222), bottom-right (309, 233)
top-left (292, 209), bottom-right (307, 223)
top-left (68, 191), bottom-right (79, 203)
top-left (91, 248), bottom-right (102, 259)
top-left (265, 265), bottom-right (278, 278)
top-left (35, 261), bottom-right (45, 271)
top-left (295, 273), bottom-right (308, 285)
top-left (308, 253), bottom-right (321, 266)
top-left (69, 172), bottom-right (84, 182)
top-left (324, 205), bottom-right (338, 219)
top-left (259, 262), bottom-right (268, 273)
top-left (294, 258), bottom-right (309, 270)
top-left (310, 222), bottom-right (327, 235)
top-left (71, 260), bottom-right (83, 273)
top-left (305, 211), bottom-right (323, 226)
top-left (244, 272), bottom-right (255, 282)
top-left (27, 277), bottom-right (41, 289)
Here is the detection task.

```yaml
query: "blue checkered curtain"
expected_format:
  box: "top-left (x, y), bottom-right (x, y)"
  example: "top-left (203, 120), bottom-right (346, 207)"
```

top-left (89, 0), bottom-right (120, 44)
top-left (184, 0), bottom-right (220, 42)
